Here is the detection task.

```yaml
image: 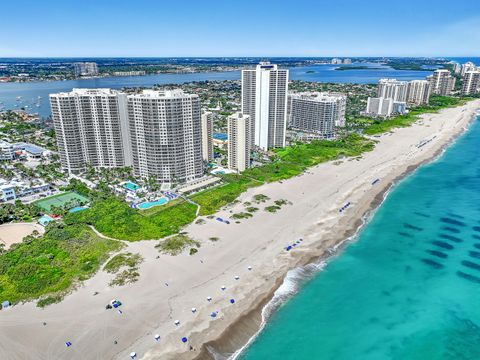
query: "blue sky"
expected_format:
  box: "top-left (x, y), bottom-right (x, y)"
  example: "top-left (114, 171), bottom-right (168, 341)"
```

top-left (1, 0), bottom-right (479, 57)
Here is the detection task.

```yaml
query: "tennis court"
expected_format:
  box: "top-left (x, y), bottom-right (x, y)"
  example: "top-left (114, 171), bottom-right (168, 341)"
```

top-left (35, 191), bottom-right (89, 212)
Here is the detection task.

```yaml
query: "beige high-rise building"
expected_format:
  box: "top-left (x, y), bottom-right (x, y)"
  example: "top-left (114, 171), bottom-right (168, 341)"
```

top-left (241, 62), bottom-right (288, 151)
top-left (406, 80), bottom-right (431, 106)
top-left (462, 71), bottom-right (480, 96)
top-left (287, 92), bottom-right (346, 138)
top-left (49, 88), bottom-right (131, 174)
top-left (377, 79), bottom-right (408, 102)
top-left (461, 62), bottom-right (477, 76)
top-left (127, 90), bottom-right (203, 184)
top-left (366, 97), bottom-right (394, 117)
top-left (427, 69), bottom-right (456, 96)
top-left (73, 62), bottom-right (99, 77)
top-left (227, 112), bottom-right (250, 172)
top-left (201, 111), bottom-right (214, 162)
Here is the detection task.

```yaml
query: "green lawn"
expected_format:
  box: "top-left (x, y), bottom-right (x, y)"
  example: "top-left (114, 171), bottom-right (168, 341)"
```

top-left (34, 191), bottom-right (89, 212)
top-left (66, 197), bottom-right (197, 241)
top-left (0, 223), bottom-right (122, 305)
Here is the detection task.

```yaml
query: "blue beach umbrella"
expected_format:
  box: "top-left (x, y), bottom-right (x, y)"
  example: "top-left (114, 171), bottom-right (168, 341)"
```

top-left (181, 337), bottom-right (188, 343)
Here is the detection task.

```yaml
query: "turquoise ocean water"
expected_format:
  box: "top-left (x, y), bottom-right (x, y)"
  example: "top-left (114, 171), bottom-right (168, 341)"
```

top-left (241, 116), bottom-right (480, 360)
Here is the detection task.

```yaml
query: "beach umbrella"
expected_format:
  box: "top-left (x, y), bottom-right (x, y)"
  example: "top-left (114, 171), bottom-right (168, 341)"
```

top-left (210, 312), bottom-right (217, 318)
top-left (221, 285), bottom-right (226, 290)
top-left (234, 275), bottom-right (239, 280)
top-left (174, 320), bottom-right (180, 326)
top-left (130, 352), bottom-right (136, 359)
top-left (191, 307), bottom-right (197, 313)
top-left (154, 334), bottom-right (160, 341)
top-left (181, 337), bottom-right (188, 343)
top-left (248, 266), bottom-right (252, 271)
top-left (207, 296), bottom-right (212, 302)
top-left (230, 299), bottom-right (235, 304)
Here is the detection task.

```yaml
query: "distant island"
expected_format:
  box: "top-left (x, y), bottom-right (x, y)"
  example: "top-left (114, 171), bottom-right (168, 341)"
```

top-left (306, 70), bottom-right (315, 73)
top-left (335, 66), bottom-right (383, 71)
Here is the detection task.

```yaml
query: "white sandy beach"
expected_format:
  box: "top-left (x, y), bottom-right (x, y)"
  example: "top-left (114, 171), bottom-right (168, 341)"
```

top-left (0, 222), bottom-right (44, 250)
top-left (0, 100), bottom-right (479, 360)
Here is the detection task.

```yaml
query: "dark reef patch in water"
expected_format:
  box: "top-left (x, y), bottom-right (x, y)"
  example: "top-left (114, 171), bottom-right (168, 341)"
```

top-left (473, 234), bottom-right (480, 240)
top-left (431, 241), bottom-right (454, 250)
top-left (426, 250), bottom-right (448, 259)
top-left (462, 260), bottom-right (480, 271)
top-left (441, 226), bottom-right (461, 234)
top-left (457, 271), bottom-right (480, 284)
top-left (447, 213), bottom-right (465, 219)
top-left (469, 251), bottom-right (480, 259)
top-left (439, 234), bottom-right (463, 243)
top-left (441, 217), bottom-right (466, 227)
top-left (474, 243), bottom-right (480, 250)
top-left (404, 223), bottom-right (423, 232)
top-left (473, 226), bottom-right (480, 232)
top-left (398, 232), bottom-right (413, 238)
top-left (421, 258), bottom-right (444, 269)
top-left (413, 212), bottom-right (430, 218)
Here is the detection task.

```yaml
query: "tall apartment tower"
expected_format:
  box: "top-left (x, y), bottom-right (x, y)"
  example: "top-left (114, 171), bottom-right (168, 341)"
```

top-left (227, 112), bottom-right (251, 172)
top-left (127, 90), bottom-right (203, 184)
top-left (461, 71), bottom-right (480, 96)
top-left (49, 88), bottom-right (131, 174)
top-left (406, 80), bottom-right (431, 106)
top-left (366, 97), bottom-right (394, 117)
top-left (427, 69), bottom-right (456, 96)
top-left (461, 62), bottom-right (477, 76)
top-left (287, 92), bottom-right (347, 138)
top-left (241, 62), bottom-right (289, 151)
top-left (201, 111), bottom-right (214, 162)
top-left (73, 62), bottom-right (99, 77)
top-left (377, 79), bottom-right (408, 102)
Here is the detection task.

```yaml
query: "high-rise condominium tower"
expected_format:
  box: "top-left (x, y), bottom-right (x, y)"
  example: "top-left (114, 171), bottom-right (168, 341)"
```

top-left (73, 62), bottom-right (99, 77)
top-left (377, 79), bottom-right (408, 102)
top-left (461, 62), bottom-right (477, 76)
top-left (287, 92), bottom-right (347, 138)
top-left (227, 112), bottom-right (251, 172)
top-left (127, 90), bottom-right (203, 184)
top-left (406, 80), bottom-right (431, 106)
top-left (49, 88), bottom-right (131, 174)
top-left (241, 62), bottom-right (289, 151)
top-left (201, 111), bottom-right (214, 162)
top-left (427, 69), bottom-right (456, 96)
top-left (461, 71), bottom-right (480, 96)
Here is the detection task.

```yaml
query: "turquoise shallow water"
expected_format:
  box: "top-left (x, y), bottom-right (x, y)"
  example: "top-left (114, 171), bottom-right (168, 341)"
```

top-left (241, 116), bottom-right (480, 360)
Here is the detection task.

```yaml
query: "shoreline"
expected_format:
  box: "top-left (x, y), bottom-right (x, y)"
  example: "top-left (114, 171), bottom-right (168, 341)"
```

top-left (0, 101), bottom-right (479, 360)
top-left (191, 104), bottom-right (480, 360)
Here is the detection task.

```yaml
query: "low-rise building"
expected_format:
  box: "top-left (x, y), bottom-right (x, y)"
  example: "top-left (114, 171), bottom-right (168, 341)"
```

top-left (0, 140), bottom-right (14, 161)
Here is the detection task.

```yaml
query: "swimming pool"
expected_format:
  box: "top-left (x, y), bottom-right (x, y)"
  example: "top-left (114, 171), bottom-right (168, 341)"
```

top-left (123, 182), bottom-right (140, 191)
top-left (69, 206), bottom-right (88, 213)
top-left (137, 197), bottom-right (168, 209)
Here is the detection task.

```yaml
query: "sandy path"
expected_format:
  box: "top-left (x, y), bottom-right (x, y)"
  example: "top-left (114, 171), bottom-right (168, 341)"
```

top-left (0, 100), bottom-right (479, 360)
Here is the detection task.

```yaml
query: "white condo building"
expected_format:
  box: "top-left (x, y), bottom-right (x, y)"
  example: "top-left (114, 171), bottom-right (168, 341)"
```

top-left (241, 62), bottom-right (289, 151)
top-left (227, 112), bottom-right (251, 172)
top-left (406, 80), bottom-right (431, 106)
top-left (0, 140), bottom-right (14, 161)
top-left (462, 71), bottom-right (480, 96)
top-left (287, 92), bottom-right (346, 138)
top-left (73, 62), bottom-right (99, 77)
top-left (377, 79), bottom-right (408, 102)
top-left (49, 88), bottom-right (131, 174)
top-left (461, 62), bottom-right (477, 76)
top-left (127, 90), bottom-right (203, 184)
top-left (366, 97), bottom-right (395, 117)
top-left (201, 111), bottom-right (214, 162)
top-left (427, 69), bottom-right (456, 96)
